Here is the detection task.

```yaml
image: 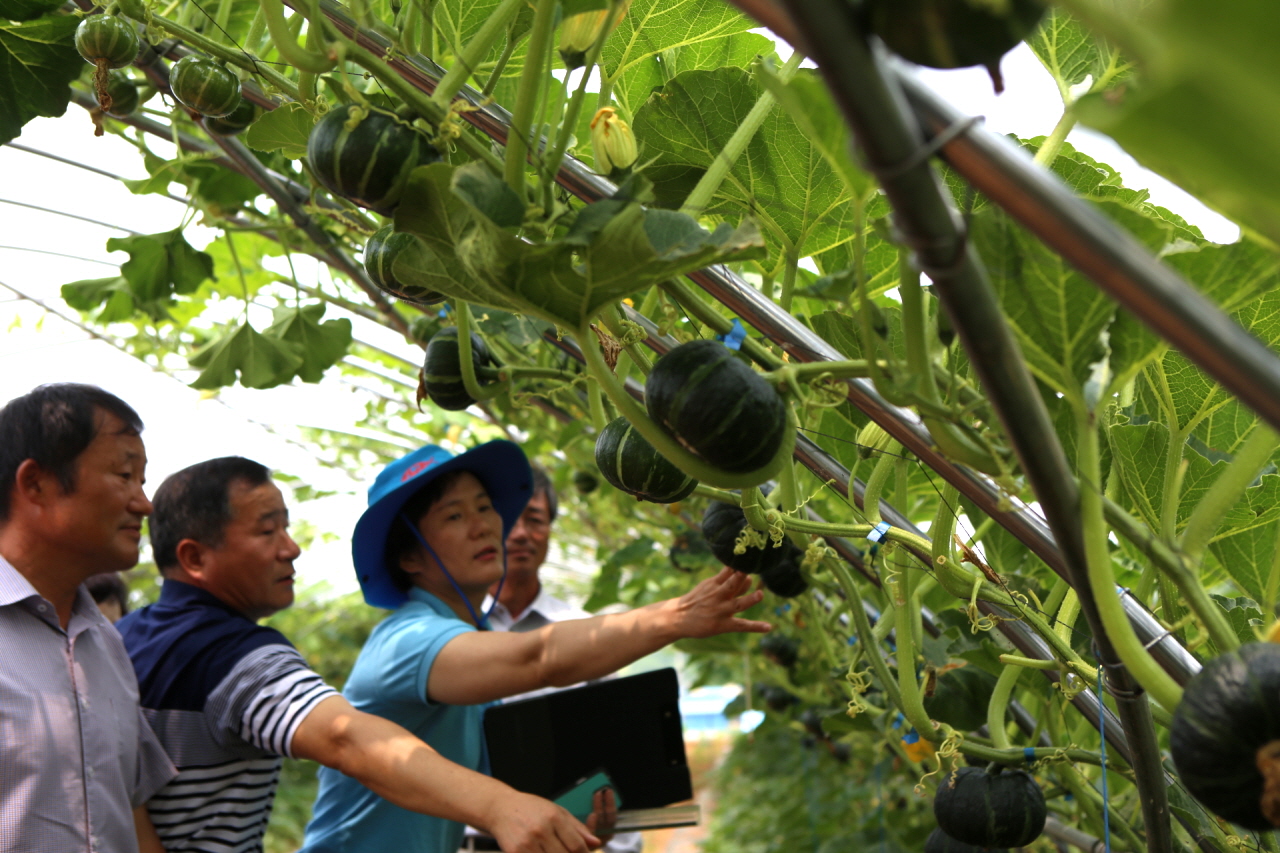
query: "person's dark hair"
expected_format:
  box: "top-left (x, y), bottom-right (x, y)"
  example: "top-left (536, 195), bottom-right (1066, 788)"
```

top-left (384, 469), bottom-right (471, 593)
top-left (0, 384), bottom-right (143, 521)
top-left (530, 465), bottom-right (557, 522)
top-left (151, 457), bottom-right (271, 574)
top-left (85, 572), bottom-right (130, 616)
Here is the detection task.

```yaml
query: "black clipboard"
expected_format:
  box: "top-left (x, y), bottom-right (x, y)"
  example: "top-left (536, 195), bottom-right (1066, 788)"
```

top-left (483, 667), bottom-right (693, 810)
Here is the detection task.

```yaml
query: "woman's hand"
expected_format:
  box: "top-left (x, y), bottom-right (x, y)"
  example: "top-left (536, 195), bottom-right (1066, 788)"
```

top-left (668, 567), bottom-right (772, 638)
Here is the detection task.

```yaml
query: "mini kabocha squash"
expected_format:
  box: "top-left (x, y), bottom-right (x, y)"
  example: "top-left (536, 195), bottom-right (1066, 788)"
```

top-left (202, 97), bottom-right (259, 136)
top-left (571, 470), bottom-right (599, 494)
top-left (933, 766), bottom-right (1046, 848)
top-left (103, 72), bottom-right (140, 118)
top-left (364, 226), bottom-right (446, 306)
top-left (701, 499), bottom-right (796, 575)
top-left (307, 103), bottom-right (436, 214)
top-left (645, 340), bottom-right (787, 475)
top-left (169, 56), bottom-right (242, 117)
top-left (420, 327), bottom-right (499, 411)
top-left (75, 15), bottom-right (140, 69)
top-left (1171, 641), bottom-right (1280, 830)
top-left (759, 633), bottom-right (800, 669)
top-left (865, 0), bottom-right (1046, 92)
top-left (594, 417), bottom-right (697, 504)
top-left (924, 827), bottom-right (1008, 853)
top-left (760, 551), bottom-right (807, 598)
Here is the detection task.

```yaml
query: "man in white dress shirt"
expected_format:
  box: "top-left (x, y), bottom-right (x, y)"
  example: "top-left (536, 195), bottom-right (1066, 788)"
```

top-left (468, 469), bottom-right (643, 853)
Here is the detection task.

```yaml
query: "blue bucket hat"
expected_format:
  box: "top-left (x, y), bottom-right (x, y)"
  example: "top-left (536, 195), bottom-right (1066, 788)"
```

top-left (353, 440), bottom-right (533, 609)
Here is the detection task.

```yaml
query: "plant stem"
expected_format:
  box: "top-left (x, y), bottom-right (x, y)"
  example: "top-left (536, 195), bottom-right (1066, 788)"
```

top-left (481, 34), bottom-right (517, 97)
top-left (576, 323), bottom-right (796, 488)
top-left (503, 0), bottom-right (555, 197)
top-left (830, 556), bottom-right (904, 714)
top-left (658, 279), bottom-right (783, 369)
top-left (260, 0), bottom-right (335, 72)
top-left (1079, 405), bottom-right (1183, 712)
top-left (1182, 422), bottom-right (1280, 561)
top-left (430, 0), bottom-right (522, 110)
top-left (987, 665), bottom-right (1023, 749)
top-left (1032, 108), bottom-right (1077, 169)
top-left (778, 247), bottom-right (799, 313)
top-left (861, 452), bottom-right (894, 527)
top-left (454, 301), bottom-right (506, 403)
top-left (678, 50), bottom-right (804, 219)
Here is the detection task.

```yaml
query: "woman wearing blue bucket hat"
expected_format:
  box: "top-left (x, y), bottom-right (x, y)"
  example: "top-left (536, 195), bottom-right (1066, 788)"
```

top-left (302, 440), bottom-right (771, 853)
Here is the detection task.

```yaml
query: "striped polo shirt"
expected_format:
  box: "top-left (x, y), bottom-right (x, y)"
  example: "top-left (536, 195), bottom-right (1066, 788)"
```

top-left (118, 580), bottom-right (336, 852)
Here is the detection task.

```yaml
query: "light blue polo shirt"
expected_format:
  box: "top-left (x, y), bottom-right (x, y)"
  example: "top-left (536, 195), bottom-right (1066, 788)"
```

top-left (301, 588), bottom-right (489, 853)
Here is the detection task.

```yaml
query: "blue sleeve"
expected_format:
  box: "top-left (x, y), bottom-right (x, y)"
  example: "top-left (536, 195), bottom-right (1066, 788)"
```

top-left (362, 609), bottom-right (472, 705)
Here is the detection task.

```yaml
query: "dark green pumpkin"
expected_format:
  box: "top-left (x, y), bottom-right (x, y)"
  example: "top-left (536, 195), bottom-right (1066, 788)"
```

top-left (594, 417), bottom-right (697, 504)
top-left (933, 767), bottom-right (1045, 848)
top-left (760, 552), bottom-right (807, 598)
top-left (170, 56), bottom-right (242, 117)
top-left (1171, 642), bottom-right (1280, 830)
top-left (645, 340), bottom-right (787, 475)
top-left (701, 499), bottom-right (795, 575)
top-left (103, 72), bottom-right (140, 118)
top-left (307, 103), bottom-right (436, 214)
top-left (364, 226), bottom-right (446, 305)
top-left (421, 327), bottom-right (499, 411)
top-left (924, 827), bottom-right (1008, 853)
top-left (759, 633), bottom-right (799, 669)
top-left (572, 470), bottom-right (599, 494)
top-left (866, 0), bottom-right (1046, 91)
top-left (75, 15), bottom-right (140, 69)
top-left (202, 97), bottom-right (259, 136)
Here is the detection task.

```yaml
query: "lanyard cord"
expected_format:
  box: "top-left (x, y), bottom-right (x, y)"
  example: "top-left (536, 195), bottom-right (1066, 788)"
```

top-left (400, 514), bottom-right (505, 630)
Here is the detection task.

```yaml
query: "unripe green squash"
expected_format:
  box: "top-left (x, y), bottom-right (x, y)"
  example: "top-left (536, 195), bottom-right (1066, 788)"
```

top-left (933, 767), bottom-right (1045, 848)
top-left (1171, 642), bottom-right (1280, 830)
top-left (170, 56), bottom-right (242, 117)
top-left (866, 0), bottom-right (1046, 93)
top-left (202, 97), bottom-right (259, 136)
top-left (104, 72), bottom-right (140, 118)
top-left (307, 103), bottom-right (437, 214)
top-left (421, 327), bottom-right (499, 411)
top-left (593, 417), bottom-right (697, 504)
top-left (701, 499), bottom-right (795, 575)
top-left (645, 340), bottom-right (787, 475)
top-left (924, 827), bottom-right (1008, 853)
top-left (759, 551), bottom-right (807, 598)
top-left (759, 633), bottom-right (800, 668)
top-left (364, 226), bottom-right (446, 306)
top-left (75, 15), bottom-right (140, 69)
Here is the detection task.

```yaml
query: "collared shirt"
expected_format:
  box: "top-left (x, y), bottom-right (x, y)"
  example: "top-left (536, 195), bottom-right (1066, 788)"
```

top-left (0, 555), bottom-right (175, 853)
top-left (302, 586), bottom-right (486, 853)
top-left (117, 580), bottom-right (336, 853)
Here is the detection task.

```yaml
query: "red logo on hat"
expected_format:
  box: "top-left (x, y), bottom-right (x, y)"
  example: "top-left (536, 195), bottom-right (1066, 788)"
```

top-left (401, 459), bottom-right (437, 481)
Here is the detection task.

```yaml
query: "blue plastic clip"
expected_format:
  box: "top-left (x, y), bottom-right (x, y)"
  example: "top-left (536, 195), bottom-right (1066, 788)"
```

top-left (1024, 747), bottom-right (1036, 764)
top-left (716, 318), bottom-right (747, 351)
top-left (892, 712), bottom-right (904, 729)
top-left (866, 521), bottom-right (892, 543)
top-left (902, 728), bottom-right (920, 745)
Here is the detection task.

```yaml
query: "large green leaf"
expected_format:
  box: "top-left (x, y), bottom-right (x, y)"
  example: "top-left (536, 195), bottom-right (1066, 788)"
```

top-left (0, 14), bottom-right (80, 145)
top-left (633, 67), bottom-right (857, 270)
top-left (0, 0), bottom-right (64, 22)
top-left (393, 161), bottom-right (764, 329)
top-left (188, 320), bottom-right (304, 390)
top-left (244, 102), bottom-right (312, 159)
top-left (1027, 7), bottom-right (1132, 99)
top-left (264, 304), bottom-right (353, 383)
top-left (1073, 0), bottom-right (1280, 245)
top-left (1108, 421), bottom-right (1219, 536)
top-left (599, 0), bottom-right (761, 120)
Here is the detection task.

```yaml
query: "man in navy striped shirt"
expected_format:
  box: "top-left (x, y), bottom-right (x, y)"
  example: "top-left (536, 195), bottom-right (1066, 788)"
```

top-left (119, 457), bottom-right (606, 853)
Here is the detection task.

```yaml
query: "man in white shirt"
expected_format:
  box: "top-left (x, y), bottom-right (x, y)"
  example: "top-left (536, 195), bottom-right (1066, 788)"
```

top-left (471, 468), bottom-right (644, 853)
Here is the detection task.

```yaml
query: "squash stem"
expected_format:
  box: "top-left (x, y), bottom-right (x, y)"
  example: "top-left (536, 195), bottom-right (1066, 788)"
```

top-left (586, 378), bottom-right (608, 432)
top-left (861, 452), bottom-right (894, 527)
top-left (679, 50), bottom-right (804, 219)
top-left (986, 664), bottom-right (1022, 750)
top-left (828, 555), bottom-right (905, 715)
top-left (1078, 404), bottom-right (1183, 713)
top-left (453, 301), bottom-right (506, 403)
top-left (503, 0), bottom-right (555, 198)
top-left (430, 0), bottom-right (521, 110)
top-left (1032, 109), bottom-right (1077, 169)
top-left (658, 279), bottom-right (783, 369)
top-left (575, 322), bottom-right (795, 489)
top-left (260, 0), bottom-right (335, 72)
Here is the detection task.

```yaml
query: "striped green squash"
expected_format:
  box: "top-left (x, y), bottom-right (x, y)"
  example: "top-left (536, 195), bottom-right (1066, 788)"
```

top-left (364, 226), bottom-right (445, 305)
top-left (104, 72), bottom-right (140, 118)
top-left (202, 97), bottom-right (259, 137)
top-left (422, 327), bottom-right (499, 411)
top-left (594, 417), bottom-right (697, 504)
top-left (645, 340), bottom-right (787, 474)
top-left (307, 104), bottom-right (437, 215)
top-left (74, 15), bottom-right (139, 69)
top-left (170, 56), bottom-right (242, 118)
